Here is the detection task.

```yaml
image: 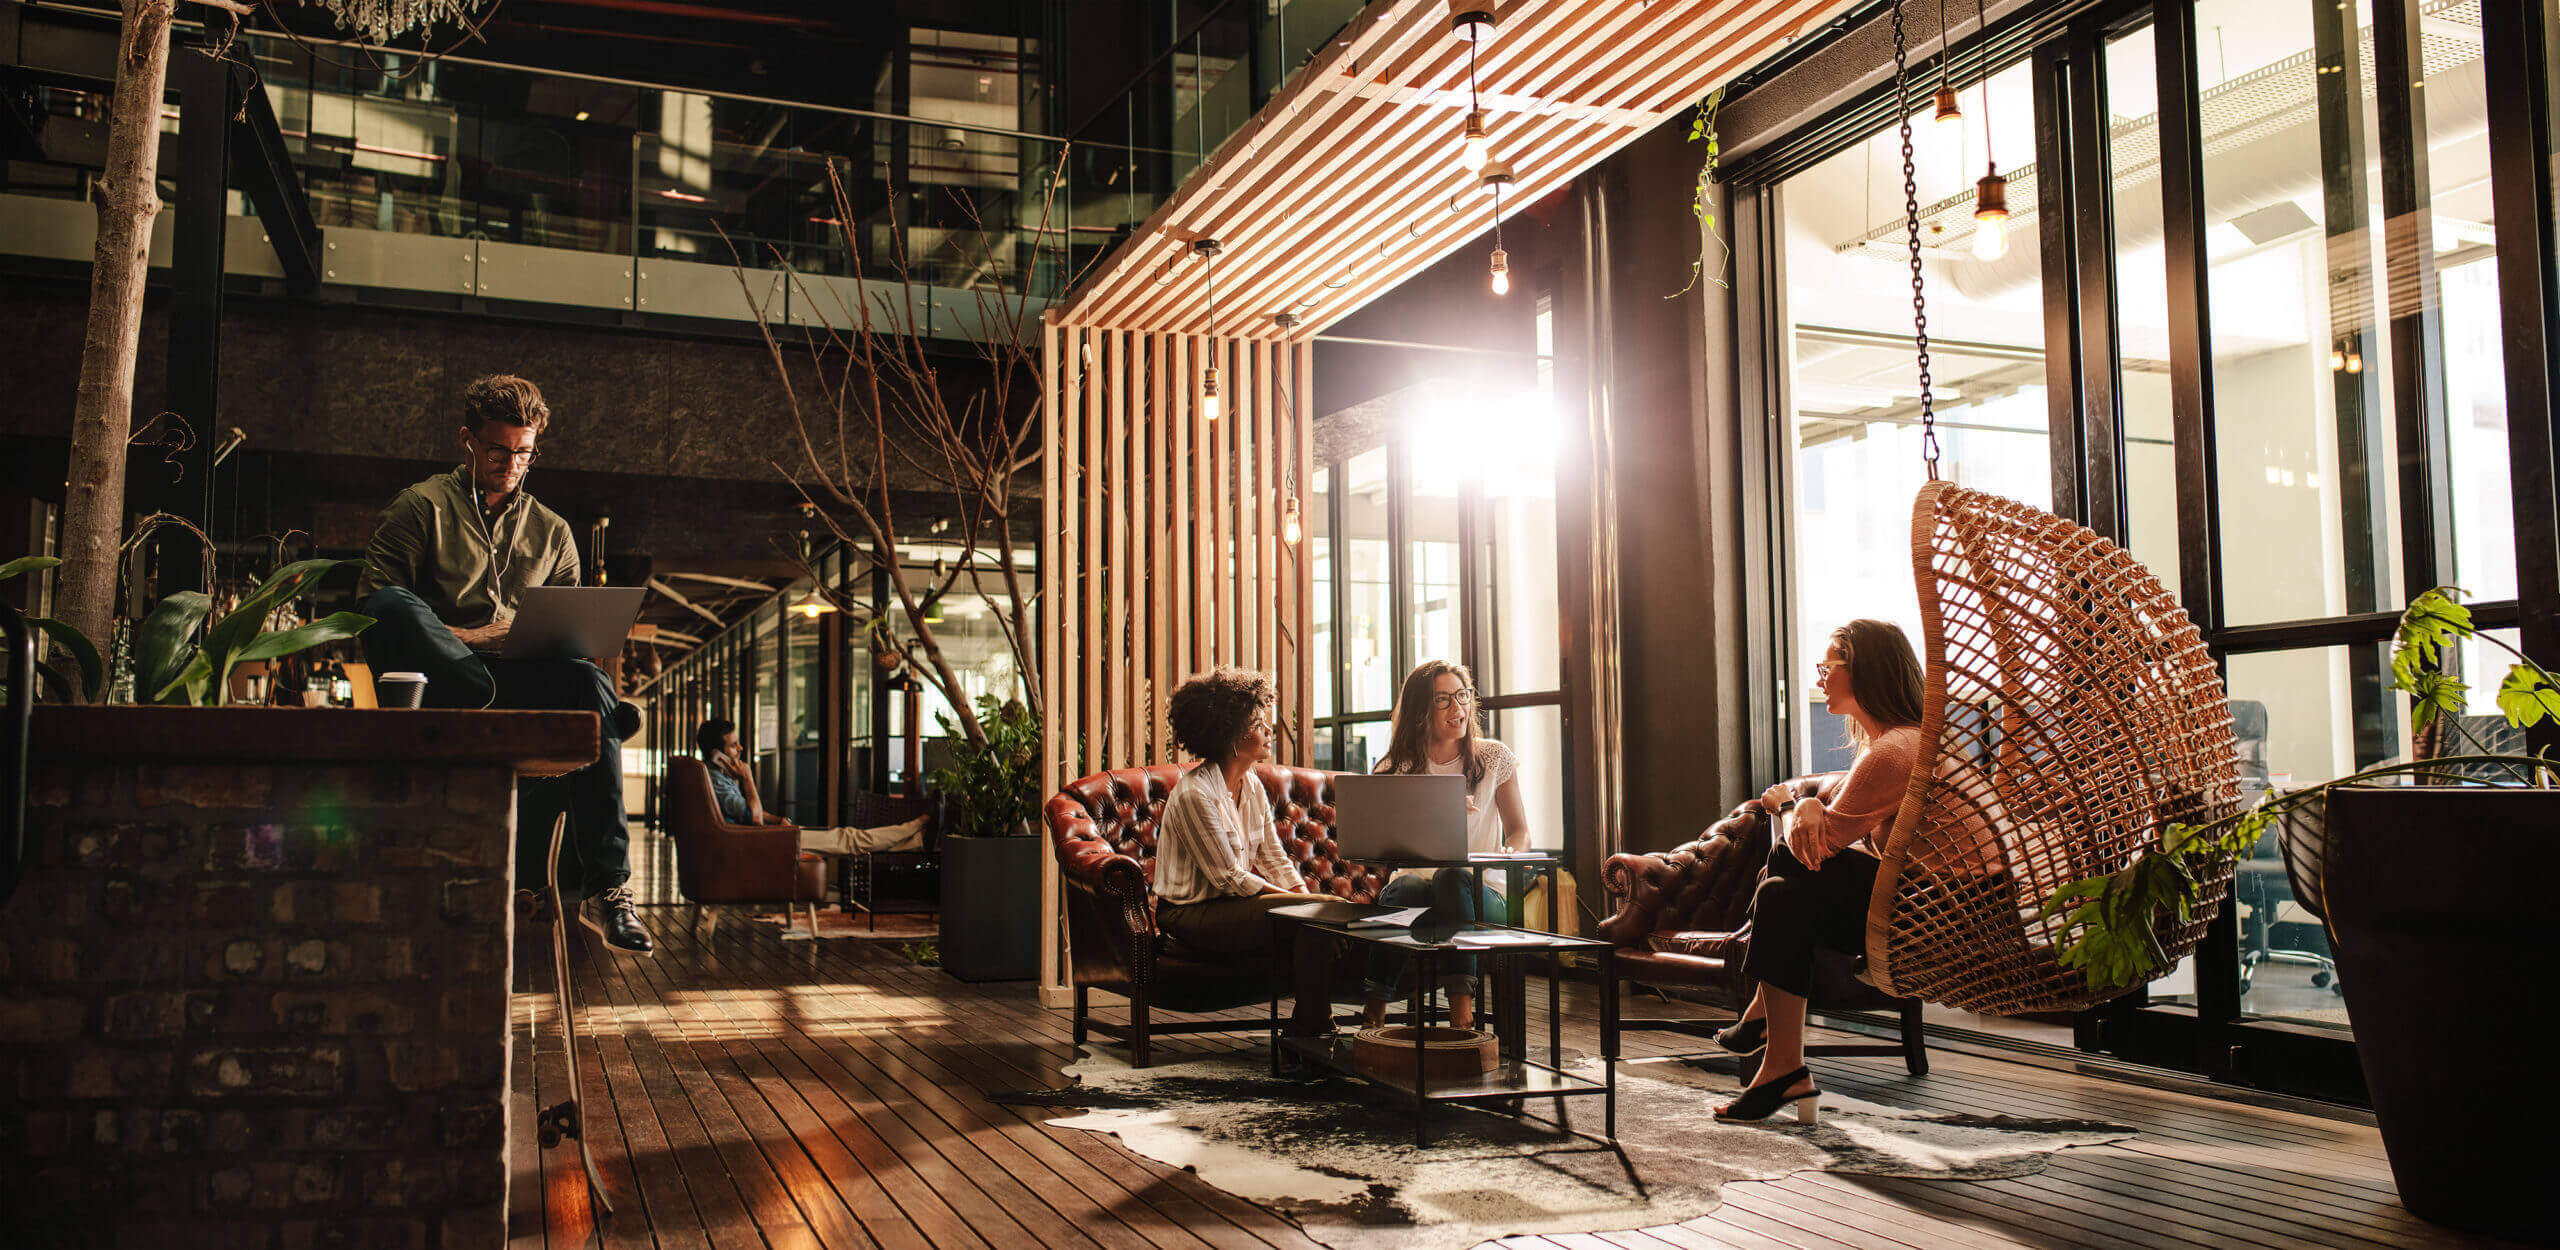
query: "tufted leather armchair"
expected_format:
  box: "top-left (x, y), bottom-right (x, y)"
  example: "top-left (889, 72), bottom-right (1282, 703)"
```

top-left (1048, 762), bottom-right (1382, 1067)
top-left (1596, 778), bottom-right (1928, 1075)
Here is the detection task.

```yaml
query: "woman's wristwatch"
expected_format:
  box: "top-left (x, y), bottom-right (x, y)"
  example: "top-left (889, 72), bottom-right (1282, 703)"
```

top-left (1773, 796), bottom-right (1800, 813)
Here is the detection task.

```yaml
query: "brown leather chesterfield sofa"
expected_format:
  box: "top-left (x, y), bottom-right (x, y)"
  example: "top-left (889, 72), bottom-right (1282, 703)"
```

top-left (665, 755), bottom-right (828, 936)
top-left (1596, 779), bottom-right (1929, 1075)
top-left (1047, 762), bottom-right (1382, 1067)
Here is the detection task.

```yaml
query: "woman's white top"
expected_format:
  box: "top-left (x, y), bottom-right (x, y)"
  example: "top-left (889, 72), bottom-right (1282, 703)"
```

top-left (1153, 763), bottom-right (1308, 907)
top-left (1388, 737), bottom-right (1522, 891)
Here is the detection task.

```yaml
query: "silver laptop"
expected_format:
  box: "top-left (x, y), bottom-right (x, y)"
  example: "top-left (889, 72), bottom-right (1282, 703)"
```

top-left (501, 586), bottom-right (647, 660)
top-left (1331, 772), bottom-right (1470, 862)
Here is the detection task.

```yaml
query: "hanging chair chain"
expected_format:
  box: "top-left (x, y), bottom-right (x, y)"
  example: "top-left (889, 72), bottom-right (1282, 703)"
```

top-left (1891, 0), bottom-right (1942, 481)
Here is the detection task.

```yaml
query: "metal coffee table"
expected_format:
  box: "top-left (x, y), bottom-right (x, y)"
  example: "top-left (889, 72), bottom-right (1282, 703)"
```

top-left (1268, 913), bottom-right (1617, 1147)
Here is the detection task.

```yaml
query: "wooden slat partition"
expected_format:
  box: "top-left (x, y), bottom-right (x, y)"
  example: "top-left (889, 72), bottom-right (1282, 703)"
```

top-left (1040, 322), bottom-right (1319, 994)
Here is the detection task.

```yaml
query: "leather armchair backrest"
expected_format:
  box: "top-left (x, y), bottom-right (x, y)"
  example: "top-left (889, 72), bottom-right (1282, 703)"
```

top-left (666, 756), bottom-right (731, 840)
top-left (1047, 762), bottom-right (1380, 902)
top-left (1595, 792), bottom-right (1785, 945)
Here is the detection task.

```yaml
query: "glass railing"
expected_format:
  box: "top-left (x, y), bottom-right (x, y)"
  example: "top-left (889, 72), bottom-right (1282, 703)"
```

top-left (2, 23), bottom-right (1186, 330)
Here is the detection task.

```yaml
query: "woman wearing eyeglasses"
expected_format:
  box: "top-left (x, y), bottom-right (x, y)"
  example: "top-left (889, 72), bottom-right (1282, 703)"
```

top-left (1711, 618), bottom-right (1925, 1125)
top-left (1358, 660), bottom-right (1532, 1032)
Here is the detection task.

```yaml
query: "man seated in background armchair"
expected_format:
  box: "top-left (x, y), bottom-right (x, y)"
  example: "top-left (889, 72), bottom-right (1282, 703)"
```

top-left (697, 718), bottom-right (788, 827)
top-left (692, 715), bottom-right (930, 856)
top-left (356, 374), bottom-right (653, 955)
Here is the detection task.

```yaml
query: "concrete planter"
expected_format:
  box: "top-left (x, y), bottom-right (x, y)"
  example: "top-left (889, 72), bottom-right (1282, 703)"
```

top-left (0, 706), bottom-right (593, 1249)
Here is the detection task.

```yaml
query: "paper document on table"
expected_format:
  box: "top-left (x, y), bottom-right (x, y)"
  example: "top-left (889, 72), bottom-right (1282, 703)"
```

top-left (1348, 906), bottom-right (1431, 929)
top-left (1451, 929), bottom-right (1556, 946)
top-left (1470, 851), bottom-right (1546, 860)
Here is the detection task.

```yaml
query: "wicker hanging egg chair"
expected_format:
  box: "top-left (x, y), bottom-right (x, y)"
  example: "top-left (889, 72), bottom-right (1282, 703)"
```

top-left (1858, 484), bottom-right (2242, 1014)
top-left (1846, 2), bottom-right (2244, 1015)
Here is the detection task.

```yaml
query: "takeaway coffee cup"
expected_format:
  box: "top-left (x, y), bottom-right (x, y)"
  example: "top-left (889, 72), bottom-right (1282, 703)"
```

top-left (377, 671), bottom-right (428, 709)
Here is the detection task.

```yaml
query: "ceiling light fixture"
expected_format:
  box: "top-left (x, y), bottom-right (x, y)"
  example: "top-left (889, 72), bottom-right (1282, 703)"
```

top-left (1481, 163), bottom-right (1515, 295)
top-left (1455, 8), bottom-right (1495, 174)
top-left (1973, 166), bottom-right (2009, 260)
top-left (1194, 238), bottom-right (1224, 419)
top-left (1451, 7), bottom-right (1497, 43)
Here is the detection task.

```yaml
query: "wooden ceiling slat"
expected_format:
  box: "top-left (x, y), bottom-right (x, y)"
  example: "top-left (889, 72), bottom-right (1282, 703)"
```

top-left (1065, 2), bottom-right (1449, 328)
top-left (1057, 0), bottom-right (1850, 337)
top-left (1219, 0), bottom-right (1839, 337)
top-left (1193, 0), bottom-right (1724, 336)
top-left (1070, 1), bottom-right (1455, 330)
top-left (1179, 0), bottom-right (1662, 336)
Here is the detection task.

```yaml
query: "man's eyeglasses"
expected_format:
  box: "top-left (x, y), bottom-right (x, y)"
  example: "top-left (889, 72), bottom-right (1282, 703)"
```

top-left (470, 435), bottom-right (539, 464)
top-left (1427, 689), bottom-right (1477, 711)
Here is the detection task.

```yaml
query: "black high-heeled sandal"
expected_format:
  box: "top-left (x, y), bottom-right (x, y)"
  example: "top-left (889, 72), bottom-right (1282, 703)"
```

top-left (1714, 1066), bottom-right (1820, 1124)
top-left (1714, 1017), bottom-right (1768, 1057)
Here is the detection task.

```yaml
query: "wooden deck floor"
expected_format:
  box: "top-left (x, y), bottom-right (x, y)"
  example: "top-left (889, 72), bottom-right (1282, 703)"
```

top-left (513, 838), bottom-right (2516, 1250)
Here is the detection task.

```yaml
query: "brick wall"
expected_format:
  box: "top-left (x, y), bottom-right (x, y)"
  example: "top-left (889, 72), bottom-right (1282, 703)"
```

top-left (1, 757), bottom-right (517, 1249)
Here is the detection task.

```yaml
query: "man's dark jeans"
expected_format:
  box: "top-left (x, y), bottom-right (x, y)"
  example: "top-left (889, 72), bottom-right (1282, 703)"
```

top-left (358, 587), bottom-right (629, 898)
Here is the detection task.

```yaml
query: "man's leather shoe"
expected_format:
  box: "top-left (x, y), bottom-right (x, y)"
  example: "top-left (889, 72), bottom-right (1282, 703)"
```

top-left (582, 886), bottom-right (655, 955)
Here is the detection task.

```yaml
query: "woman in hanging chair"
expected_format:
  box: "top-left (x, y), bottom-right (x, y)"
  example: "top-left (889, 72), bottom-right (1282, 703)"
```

top-left (1713, 619), bottom-right (1926, 1124)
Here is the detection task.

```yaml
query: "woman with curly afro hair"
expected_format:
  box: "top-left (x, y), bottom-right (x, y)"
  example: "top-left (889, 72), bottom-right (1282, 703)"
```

top-left (1153, 666), bottom-right (1337, 1035)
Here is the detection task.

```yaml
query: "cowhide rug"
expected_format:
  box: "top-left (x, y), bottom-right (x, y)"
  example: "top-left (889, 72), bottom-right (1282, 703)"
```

top-left (993, 1046), bottom-right (2132, 1250)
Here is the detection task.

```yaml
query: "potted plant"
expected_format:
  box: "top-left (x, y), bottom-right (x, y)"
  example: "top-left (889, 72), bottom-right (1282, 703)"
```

top-left (930, 694), bottom-right (1041, 981)
top-left (2043, 586), bottom-right (2554, 1241)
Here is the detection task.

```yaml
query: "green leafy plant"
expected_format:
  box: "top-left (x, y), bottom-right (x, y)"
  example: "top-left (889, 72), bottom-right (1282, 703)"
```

top-left (927, 694), bottom-right (1040, 837)
top-left (0, 555), bottom-right (104, 703)
top-left (1669, 86), bottom-right (1729, 298)
top-left (900, 939), bottom-right (941, 968)
top-left (2042, 585), bottom-right (2555, 993)
top-left (134, 559), bottom-right (376, 706)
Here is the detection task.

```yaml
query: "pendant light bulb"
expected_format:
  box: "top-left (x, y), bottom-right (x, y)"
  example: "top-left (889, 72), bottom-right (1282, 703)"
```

top-left (1201, 365), bottom-right (1223, 420)
top-left (1460, 110), bottom-right (1491, 173)
top-left (1932, 82), bottom-right (1964, 140)
top-left (1489, 246), bottom-right (1510, 296)
top-left (1282, 495), bottom-right (1304, 545)
top-left (1971, 165), bottom-right (2010, 261)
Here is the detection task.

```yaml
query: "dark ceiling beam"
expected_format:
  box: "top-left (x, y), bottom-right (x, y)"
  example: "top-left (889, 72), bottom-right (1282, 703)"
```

top-left (227, 60), bottom-right (320, 294)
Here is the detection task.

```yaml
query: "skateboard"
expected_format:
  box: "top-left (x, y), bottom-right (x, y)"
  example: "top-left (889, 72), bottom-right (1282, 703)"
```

top-left (529, 813), bottom-right (613, 1216)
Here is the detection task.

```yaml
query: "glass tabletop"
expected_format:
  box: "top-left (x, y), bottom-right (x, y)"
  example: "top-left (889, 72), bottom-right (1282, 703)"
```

top-left (1273, 908), bottom-right (1609, 953)
top-left (1342, 852), bottom-right (1564, 870)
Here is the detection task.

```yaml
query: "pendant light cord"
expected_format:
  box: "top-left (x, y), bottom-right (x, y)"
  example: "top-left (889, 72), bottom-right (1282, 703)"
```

top-left (1977, 0), bottom-right (1994, 167)
top-left (1936, 0), bottom-right (1952, 88)
top-left (1891, 0), bottom-right (1940, 479)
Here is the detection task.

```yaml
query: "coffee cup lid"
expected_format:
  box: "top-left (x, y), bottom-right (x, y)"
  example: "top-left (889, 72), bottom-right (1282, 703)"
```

top-left (381, 672), bottom-right (428, 681)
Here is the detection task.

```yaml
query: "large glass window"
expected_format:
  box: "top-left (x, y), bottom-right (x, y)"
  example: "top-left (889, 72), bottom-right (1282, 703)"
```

top-left (1311, 466), bottom-right (1335, 724)
top-left (1342, 448), bottom-right (1395, 714)
top-left (1308, 320), bottom-right (1566, 838)
top-left (2198, 0), bottom-right (2405, 632)
top-left (1747, 0), bottom-right (2536, 1092)
top-left (1781, 57), bottom-right (2049, 773)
